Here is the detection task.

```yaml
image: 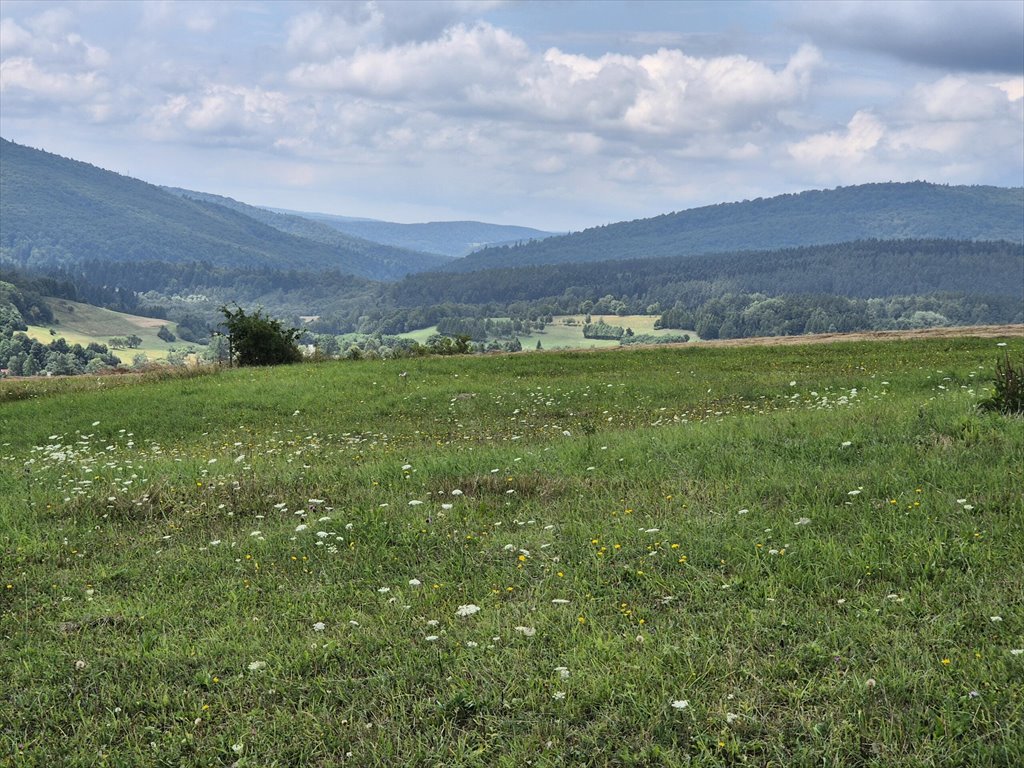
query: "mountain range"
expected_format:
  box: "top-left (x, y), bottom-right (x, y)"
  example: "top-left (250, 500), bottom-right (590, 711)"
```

top-left (1, 136), bottom-right (1022, 341)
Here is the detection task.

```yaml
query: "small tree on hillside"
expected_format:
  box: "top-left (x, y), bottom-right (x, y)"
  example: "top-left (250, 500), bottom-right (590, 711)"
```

top-left (218, 305), bottom-right (302, 367)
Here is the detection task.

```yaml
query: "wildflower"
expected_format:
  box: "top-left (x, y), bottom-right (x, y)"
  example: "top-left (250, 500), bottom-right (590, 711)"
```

top-left (465, 641), bottom-right (478, 648)
top-left (848, 489), bottom-right (861, 496)
top-left (990, 616), bottom-right (1003, 622)
top-left (969, 690), bottom-right (980, 698)
top-left (313, 622), bottom-right (326, 632)
top-left (865, 678), bottom-right (876, 688)
top-left (377, 587), bottom-right (391, 594)
top-left (426, 619), bottom-right (439, 627)
top-left (451, 489), bottom-right (463, 496)
top-left (408, 500), bottom-right (424, 506)
top-left (554, 667), bottom-right (570, 679)
top-left (409, 579), bottom-right (422, 587)
top-left (1011, 649), bottom-right (1023, 656)
top-left (941, 658), bottom-right (951, 666)
top-left (514, 626), bottom-right (536, 636)
top-left (424, 635), bottom-right (439, 642)
top-left (455, 604), bottom-right (481, 617)
top-left (671, 700), bottom-right (689, 710)
top-left (552, 598), bottom-right (570, 605)
top-left (795, 517), bottom-right (811, 526)
top-left (841, 441), bottom-right (852, 448)
top-left (553, 691), bottom-right (566, 700)
top-left (726, 712), bottom-right (740, 724)
top-left (247, 660), bottom-right (267, 671)
top-left (295, 524), bottom-right (308, 532)
top-left (232, 743), bottom-right (244, 754)
top-left (74, 659), bottom-right (87, 670)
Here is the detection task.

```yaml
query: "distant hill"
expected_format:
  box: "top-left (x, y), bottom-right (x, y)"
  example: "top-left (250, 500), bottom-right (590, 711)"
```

top-left (0, 139), bottom-right (439, 280)
top-left (448, 182), bottom-right (1024, 272)
top-left (270, 208), bottom-right (559, 257)
top-left (162, 187), bottom-right (451, 274)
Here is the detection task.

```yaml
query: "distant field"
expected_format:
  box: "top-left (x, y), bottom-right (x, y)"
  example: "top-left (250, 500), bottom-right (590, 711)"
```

top-left (2, 334), bottom-right (1021, 766)
top-left (24, 298), bottom-right (197, 361)
top-left (400, 314), bottom-right (698, 350)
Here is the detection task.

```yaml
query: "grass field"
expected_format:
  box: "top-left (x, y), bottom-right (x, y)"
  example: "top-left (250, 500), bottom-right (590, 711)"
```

top-left (24, 298), bottom-right (194, 362)
top-left (400, 315), bottom-right (697, 350)
top-left (2, 335), bottom-right (1022, 766)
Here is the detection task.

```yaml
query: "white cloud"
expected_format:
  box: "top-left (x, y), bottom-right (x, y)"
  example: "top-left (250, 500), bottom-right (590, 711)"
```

top-left (789, 110), bottom-right (885, 166)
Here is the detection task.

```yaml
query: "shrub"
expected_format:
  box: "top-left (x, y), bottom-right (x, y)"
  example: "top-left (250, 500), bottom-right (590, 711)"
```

top-left (980, 352), bottom-right (1023, 414)
top-left (218, 305), bottom-right (302, 367)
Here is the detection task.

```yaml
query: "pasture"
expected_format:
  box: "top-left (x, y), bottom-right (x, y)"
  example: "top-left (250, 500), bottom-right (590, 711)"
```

top-left (1, 335), bottom-right (1022, 766)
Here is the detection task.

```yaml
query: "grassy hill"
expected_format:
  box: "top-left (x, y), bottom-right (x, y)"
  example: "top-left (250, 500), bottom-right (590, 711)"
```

top-left (449, 182), bottom-right (1024, 271)
top-left (2, 335), bottom-right (1022, 765)
top-left (22, 298), bottom-right (193, 361)
top-left (0, 139), bottom-right (436, 280)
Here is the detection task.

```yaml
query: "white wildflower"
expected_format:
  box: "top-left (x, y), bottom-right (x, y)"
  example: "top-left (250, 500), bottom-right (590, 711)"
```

top-left (671, 700), bottom-right (689, 710)
top-left (313, 622), bottom-right (326, 632)
top-left (455, 604), bottom-right (481, 618)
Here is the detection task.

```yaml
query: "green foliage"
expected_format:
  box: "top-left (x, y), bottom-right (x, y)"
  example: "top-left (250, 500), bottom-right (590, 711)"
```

top-left (583, 319), bottom-right (625, 340)
top-left (980, 352), bottom-right (1024, 414)
top-left (156, 325), bottom-right (175, 343)
top-left (218, 305), bottom-right (302, 367)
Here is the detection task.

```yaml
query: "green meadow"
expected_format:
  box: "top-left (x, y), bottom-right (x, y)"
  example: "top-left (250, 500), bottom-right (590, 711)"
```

top-left (1, 336), bottom-right (1022, 766)
top-left (24, 298), bottom-right (190, 362)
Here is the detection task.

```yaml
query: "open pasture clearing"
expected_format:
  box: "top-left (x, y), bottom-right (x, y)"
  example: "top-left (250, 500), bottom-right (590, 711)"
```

top-left (23, 298), bottom-right (188, 362)
top-left (1, 335), bottom-right (1022, 766)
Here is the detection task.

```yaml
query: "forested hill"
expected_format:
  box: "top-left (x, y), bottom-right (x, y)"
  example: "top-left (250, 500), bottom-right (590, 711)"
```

top-left (0, 139), bottom-right (434, 280)
top-left (271, 209), bottom-right (558, 258)
top-left (161, 187), bottom-right (450, 274)
top-left (391, 239), bottom-right (1024, 307)
top-left (448, 182), bottom-right (1024, 272)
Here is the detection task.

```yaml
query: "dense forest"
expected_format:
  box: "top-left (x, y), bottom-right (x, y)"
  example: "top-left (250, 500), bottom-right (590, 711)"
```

top-left (0, 139), bottom-right (437, 280)
top-left (450, 182), bottom-right (1024, 272)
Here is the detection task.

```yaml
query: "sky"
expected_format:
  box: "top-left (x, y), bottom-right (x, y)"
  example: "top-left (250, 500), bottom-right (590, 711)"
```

top-left (1, 0), bottom-right (1022, 231)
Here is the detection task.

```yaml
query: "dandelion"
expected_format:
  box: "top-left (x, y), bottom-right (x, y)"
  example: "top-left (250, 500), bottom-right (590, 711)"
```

top-left (455, 604), bottom-right (481, 617)
top-left (74, 659), bottom-right (87, 670)
top-left (941, 658), bottom-right (951, 666)
top-left (671, 699), bottom-right (689, 710)
top-left (865, 678), bottom-right (876, 689)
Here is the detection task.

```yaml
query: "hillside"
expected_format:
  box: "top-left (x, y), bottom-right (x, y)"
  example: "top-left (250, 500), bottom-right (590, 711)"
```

top-left (272, 208), bottom-right (558, 257)
top-left (161, 187), bottom-right (450, 274)
top-left (0, 139), bottom-right (436, 280)
top-left (448, 182), bottom-right (1024, 271)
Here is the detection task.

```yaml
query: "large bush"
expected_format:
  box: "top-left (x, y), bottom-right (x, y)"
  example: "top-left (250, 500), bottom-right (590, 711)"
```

top-left (219, 305), bottom-right (302, 366)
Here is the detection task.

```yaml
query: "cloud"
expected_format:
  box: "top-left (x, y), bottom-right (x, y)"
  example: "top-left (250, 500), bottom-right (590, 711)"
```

top-left (788, 75), bottom-right (1023, 185)
top-left (788, 110), bottom-right (885, 166)
top-left (289, 22), bottom-right (822, 139)
top-left (790, 0), bottom-right (1024, 74)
